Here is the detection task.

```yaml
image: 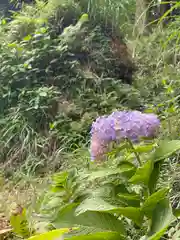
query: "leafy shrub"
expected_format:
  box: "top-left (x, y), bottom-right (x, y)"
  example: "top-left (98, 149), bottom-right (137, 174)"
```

top-left (134, 15), bottom-right (180, 105)
top-left (0, 0), bottom-right (141, 174)
top-left (9, 139), bottom-right (180, 239)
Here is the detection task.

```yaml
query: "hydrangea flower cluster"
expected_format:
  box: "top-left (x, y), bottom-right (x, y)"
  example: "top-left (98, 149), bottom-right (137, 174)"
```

top-left (90, 110), bottom-right (160, 161)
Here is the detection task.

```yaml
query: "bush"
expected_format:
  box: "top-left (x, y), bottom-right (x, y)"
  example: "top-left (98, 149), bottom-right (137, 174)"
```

top-left (0, 0), bottom-right (141, 174)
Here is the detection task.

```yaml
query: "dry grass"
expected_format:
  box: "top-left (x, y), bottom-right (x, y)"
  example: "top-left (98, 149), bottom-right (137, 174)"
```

top-left (0, 177), bottom-right (48, 219)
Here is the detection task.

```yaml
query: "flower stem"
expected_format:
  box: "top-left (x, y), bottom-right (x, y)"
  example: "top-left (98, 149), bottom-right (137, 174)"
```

top-left (126, 138), bottom-right (142, 166)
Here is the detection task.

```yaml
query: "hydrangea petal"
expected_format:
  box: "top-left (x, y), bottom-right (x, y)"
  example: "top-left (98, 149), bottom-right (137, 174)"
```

top-left (90, 110), bottom-right (160, 161)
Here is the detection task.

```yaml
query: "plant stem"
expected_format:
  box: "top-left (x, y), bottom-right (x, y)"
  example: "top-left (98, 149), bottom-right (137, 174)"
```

top-left (126, 138), bottom-right (142, 166)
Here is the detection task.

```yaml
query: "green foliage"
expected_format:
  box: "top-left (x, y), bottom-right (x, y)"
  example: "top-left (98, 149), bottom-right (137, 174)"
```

top-left (1, 1), bottom-right (180, 240)
top-left (10, 206), bottom-right (33, 238)
top-left (64, 232), bottom-right (123, 240)
top-left (28, 228), bottom-right (72, 240)
top-left (134, 16), bottom-right (180, 121)
top-left (153, 140), bottom-right (180, 162)
top-left (20, 139), bottom-right (180, 240)
top-left (0, 0), bottom-right (141, 176)
top-left (147, 198), bottom-right (175, 240)
top-left (129, 159), bottom-right (153, 185)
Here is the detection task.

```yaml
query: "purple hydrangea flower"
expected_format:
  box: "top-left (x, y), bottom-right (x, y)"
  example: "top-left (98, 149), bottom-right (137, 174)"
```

top-left (90, 110), bottom-right (160, 161)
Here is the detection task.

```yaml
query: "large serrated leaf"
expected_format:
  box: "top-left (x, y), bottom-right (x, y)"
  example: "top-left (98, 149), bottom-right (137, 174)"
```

top-left (52, 203), bottom-right (126, 235)
top-left (93, 184), bottom-right (140, 207)
top-left (141, 188), bottom-right (170, 218)
top-left (129, 159), bottom-right (154, 185)
top-left (153, 140), bottom-right (180, 162)
top-left (88, 162), bottom-right (136, 181)
top-left (107, 207), bottom-right (143, 226)
top-left (75, 198), bottom-right (115, 215)
top-left (147, 198), bottom-right (176, 240)
top-left (75, 197), bottom-right (143, 226)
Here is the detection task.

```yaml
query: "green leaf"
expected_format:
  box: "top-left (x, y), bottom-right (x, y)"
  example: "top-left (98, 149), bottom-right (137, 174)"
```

top-left (39, 91), bottom-right (48, 97)
top-left (23, 35), bottom-right (32, 41)
top-left (153, 140), bottom-right (180, 162)
top-left (91, 184), bottom-right (140, 207)
top-left (134, 143), bottom-right (154, 153)
top-left (115, 184), bottom-right (141, 207)
top-left (52, 171), bottom-right (68, 182)
top-left (129, 159), bottom-right (154, 185)
top-left (88, 163), bottom-right (136, 181)
top-left (10, 207), bottom-right (31, 238)
top-left (108, 142), bottom-right (128, 156)
top-left (64, 226), bottom-right (112, 238)
top-left (46, 197), bottom-right (63, 209)
top-left (24, 62), bottom-right (32, 69)
top-left (1, 19), bottom-right (6, 25)
top-left (52, 203), bottom-right (79, 228)
top-left (27, 228), bottom-right (71, 240)
top-left (51, 172), bottom-right (68, 192)
top-left (91, 184), bottom-right (116, 199)
top-left (114, 184), bottom-right (131, 195)
top-left (141, 188), bottom-right (170, 218)
top-left (108, 207), bottom-right (143, 226)
top-left (173, 208), bottom-right (180, 218)
top-left (8, 43), bottom-right (17, 48)
top-left (148, 161), bottom-right (162, 194)
top-left (52, 203), bottom-right (126, 235)
top-left (147, 198), bottom-right (176, 240)
top-left (117, 161), bottom-right (137, 179)
top-left (75, 197), bottom-right (115, 214)
top-left (118, 193), bottom-right (141, 207)
top-left (76, 197), bottom-right (143, 226)
top-left (78, 14), bottom-right (89, 24)
top-left (49, 122), bottom-right (56, 130)
top-left (64, 232), bottom-right (123, 240)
